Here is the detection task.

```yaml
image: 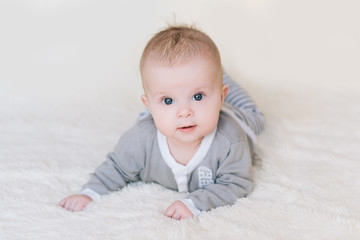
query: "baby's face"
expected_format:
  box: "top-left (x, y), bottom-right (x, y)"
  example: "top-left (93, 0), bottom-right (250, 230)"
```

top-left (141, 57), bottom-right (228, 145)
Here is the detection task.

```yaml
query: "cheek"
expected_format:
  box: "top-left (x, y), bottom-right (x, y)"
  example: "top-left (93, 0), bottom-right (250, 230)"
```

top-left (200, 98), bottom-right (221, 114)
top-left (197, 103), bottom-right (221, 126)
top-left (151, 109), bottom-right (174, 133)
top-left (205, 111), bottom-right (220, 128)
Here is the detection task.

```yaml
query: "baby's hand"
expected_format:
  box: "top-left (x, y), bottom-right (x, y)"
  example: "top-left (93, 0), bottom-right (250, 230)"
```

top-left (58, 194), bottom-right (92, 212)
top-left (165, 201), bottom-right (194, 220)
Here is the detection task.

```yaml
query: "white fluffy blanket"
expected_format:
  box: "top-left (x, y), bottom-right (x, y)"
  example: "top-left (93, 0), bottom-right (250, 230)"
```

top-left (1, 85), bottom-right (359, 239)
top-left (1, 1), bottom-right (360, 239)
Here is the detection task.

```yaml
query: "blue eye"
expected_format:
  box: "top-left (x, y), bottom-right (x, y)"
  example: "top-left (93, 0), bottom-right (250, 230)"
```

top-left (192, 93), bottom-right (203, 101)
top-left (162, 98), bottom-right (173, 105)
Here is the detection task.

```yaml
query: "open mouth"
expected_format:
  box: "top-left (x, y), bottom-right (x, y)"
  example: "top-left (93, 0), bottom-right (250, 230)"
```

top-left (178, 125), bottom-right (196, 132)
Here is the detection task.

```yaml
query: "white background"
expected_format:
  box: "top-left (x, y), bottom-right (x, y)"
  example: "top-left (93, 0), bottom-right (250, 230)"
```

top-left (1, 0), bottom-right (359, 105)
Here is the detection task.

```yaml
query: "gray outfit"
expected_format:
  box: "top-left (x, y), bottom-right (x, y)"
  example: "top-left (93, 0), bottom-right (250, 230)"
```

top-left (82, 109), bottom-right (253, 212)
top-left (81, 73), bottom-right (264, 212)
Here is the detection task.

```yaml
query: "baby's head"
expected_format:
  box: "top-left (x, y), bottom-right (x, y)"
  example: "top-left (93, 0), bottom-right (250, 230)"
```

top-left (140, 25), bottom-right (222, 79)
top-left (140, 25), bottom-right (228, 144)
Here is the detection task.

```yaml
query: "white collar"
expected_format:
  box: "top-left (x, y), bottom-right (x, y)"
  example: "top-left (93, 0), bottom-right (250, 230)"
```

top-left (157, 128), bottom-right (217, 192)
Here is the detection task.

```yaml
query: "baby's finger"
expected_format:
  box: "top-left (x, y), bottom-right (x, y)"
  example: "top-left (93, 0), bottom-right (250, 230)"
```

top-left (172, 210), bottom-right (181, 220)
top-left (165, 205), bottom-right (176, 218)
top-left (70, 199), bottom-right (79, 212)
top-left (58, 199), bottom-right (65, 207)
top-left (64, 199), bottom-right (72, 211)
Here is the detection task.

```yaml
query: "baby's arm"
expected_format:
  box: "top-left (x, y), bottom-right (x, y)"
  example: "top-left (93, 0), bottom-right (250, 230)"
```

top-left (186, 140), bottom-right (253, 212)
top-left (165, 201), bottom-right (194, 220)
top-left (59, 125), bottom-right (145, 212)
top-left (58, 194), bottom-right (92, 212)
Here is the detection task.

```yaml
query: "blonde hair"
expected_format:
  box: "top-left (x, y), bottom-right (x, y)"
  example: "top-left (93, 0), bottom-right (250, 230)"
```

top-left (140, 25), bottom-right (222, 73)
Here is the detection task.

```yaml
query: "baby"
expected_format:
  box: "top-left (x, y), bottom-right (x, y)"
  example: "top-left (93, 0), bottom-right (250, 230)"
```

top-left (59, 25), bottom-right (264, 220)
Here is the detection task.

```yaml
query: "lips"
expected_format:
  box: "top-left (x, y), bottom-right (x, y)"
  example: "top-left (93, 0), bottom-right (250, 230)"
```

top-left (178, 125), bottom-right (196, 133)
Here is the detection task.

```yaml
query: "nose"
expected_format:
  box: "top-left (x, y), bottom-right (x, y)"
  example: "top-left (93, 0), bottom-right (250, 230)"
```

top-left (177, 104), bottom-right (194, 118)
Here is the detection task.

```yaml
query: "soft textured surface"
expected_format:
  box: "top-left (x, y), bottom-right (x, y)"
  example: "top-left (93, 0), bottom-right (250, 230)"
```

top-left (1, 85), bottom-right (359, 239)
top-left (1, 1), bottom-right (360, 239)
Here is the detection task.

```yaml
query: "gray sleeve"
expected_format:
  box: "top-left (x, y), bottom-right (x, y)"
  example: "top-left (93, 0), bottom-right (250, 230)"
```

top-left (186, 140), bottom-right (253, 211)
top-left (81, 127), bottom-right (144, 195)
top-left (223, 72), bottom-right (265, 135)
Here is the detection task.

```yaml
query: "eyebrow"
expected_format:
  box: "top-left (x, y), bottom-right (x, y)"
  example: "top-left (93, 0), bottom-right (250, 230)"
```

top-left (151, 91), bottom-right (172, 98)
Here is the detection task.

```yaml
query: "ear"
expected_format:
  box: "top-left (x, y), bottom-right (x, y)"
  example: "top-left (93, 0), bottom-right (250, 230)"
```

top-left (141, 95), bottom-right (149, 108)
top-left (221, 84), bottom-right (229, 104)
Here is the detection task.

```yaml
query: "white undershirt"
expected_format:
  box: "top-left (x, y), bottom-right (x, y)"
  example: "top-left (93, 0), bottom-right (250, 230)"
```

top-left (157, 128), bottom-right (217, 217)
top-left (157, 128), bottom-right (217, 193)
